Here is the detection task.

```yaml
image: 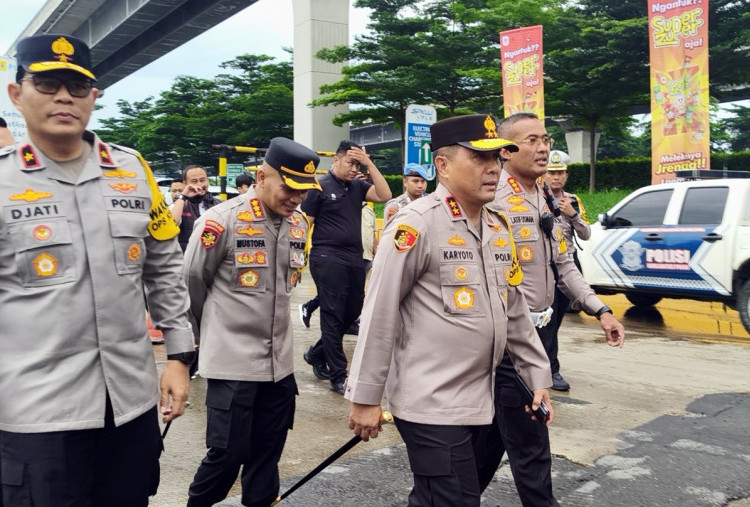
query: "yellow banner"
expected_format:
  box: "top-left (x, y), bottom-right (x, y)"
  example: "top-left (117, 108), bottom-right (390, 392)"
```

top-left (648, 0), bottom-right (710, 184)
top-left (500, 26), bottom-right (544, 120)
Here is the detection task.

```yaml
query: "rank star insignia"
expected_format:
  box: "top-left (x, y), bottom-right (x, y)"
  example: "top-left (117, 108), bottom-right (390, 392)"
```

top-left (32, 224), bottom-right (52, 241)
top-left (127, 243), bottom-right (141, 262)
top-left (448, 235), bottom-right (466, 246)
top-left (237, 211), bottom-right (255, 222)
top-left (507, 177), bottom-right (522, 194)
top-left (98, 142), bottom-right (114, 165)
top-left (239, 269), bottom-right (260, 287)
top-left (33, 252), bottom-right (58, 277)
top-left (453, 287), bottom-right (475, 309)
top-left (20, 144), bottom-right (40, 169)
top-left (103, 168), bottom-right (136, 178)
top-left (445, 195), bottom-right (463, 218)
top-left (249, 198), bottom-right (265, 219)
top-left (109, 182), bottom-right (138, 194)
top-left (236, 225), bottom-right (263, 237)
top-left (393, 224), bottom-right (419, 253)
top-left (10, 188), bottom-right (52, 202)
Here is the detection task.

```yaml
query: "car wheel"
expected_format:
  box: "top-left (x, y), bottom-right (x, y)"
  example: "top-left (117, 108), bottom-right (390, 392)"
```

top-left (625, 293), bottom-right (662, 307)
top-left (737, 279), bottom-right (750, 334)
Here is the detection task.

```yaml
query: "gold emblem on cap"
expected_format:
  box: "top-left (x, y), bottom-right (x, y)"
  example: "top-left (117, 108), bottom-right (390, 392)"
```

top-left (484, 115), bottom-right (498, 139)
top-left (51, 37), bottom-right (75, 63)
top-left (550, 151), bottom-right (561, 164)
top-left (304, 160), bottom-right (316, 174)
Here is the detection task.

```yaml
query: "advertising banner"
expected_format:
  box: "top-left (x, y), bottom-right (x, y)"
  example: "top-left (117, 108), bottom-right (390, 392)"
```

top-left (404, 104), bottom-right (436, 180)
top-left (648, 0), bottom-right (710, 183)
top-left (0, 55), bottom-right (27, 140)
top-left (499, 26), bottom-right (544, 120)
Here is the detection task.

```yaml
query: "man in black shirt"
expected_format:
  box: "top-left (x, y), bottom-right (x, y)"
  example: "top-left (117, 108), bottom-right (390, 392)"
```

top-left (300, 140), bottom-right (391, 394)
top-left (171, 164), bottom-right (222, 252)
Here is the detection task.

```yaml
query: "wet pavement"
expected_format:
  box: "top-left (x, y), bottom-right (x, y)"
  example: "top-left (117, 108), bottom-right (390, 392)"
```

top-left (150, 277), bottom-right (750, 506)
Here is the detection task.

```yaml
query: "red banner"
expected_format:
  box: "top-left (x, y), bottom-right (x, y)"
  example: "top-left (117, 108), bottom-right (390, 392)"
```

top-left (500, 26), bottom-right (544, 120)
top-left (648, 0), bottom-right (710, 184)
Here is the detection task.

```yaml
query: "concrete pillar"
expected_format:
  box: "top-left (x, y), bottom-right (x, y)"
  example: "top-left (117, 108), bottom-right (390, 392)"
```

top-left (564, 129), bottom-right (601, 164)
top-left (292, 0), bottom-right (350, 154)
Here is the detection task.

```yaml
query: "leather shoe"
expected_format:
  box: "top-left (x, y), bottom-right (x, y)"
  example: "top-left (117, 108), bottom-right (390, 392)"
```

top-left (303, 348), bottom-right (329, 380)
top-left (551, 372), bottom-right (570, 391)
top-left (330, 380), bottom-right (346, 395)
top-left (299, 303), bottom-right (311, 328)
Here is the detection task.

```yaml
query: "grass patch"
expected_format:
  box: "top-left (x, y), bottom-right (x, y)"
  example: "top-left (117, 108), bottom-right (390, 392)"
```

top-left (573, 188), bottom-right (633, 222)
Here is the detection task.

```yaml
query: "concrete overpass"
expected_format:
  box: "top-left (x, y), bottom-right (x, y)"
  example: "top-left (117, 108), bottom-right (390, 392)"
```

top-left (7, 0), bottom-right (350, 152)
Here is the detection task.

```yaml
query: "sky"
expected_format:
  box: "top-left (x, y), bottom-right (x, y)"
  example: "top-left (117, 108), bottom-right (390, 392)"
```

top-left (0, 0), bottom-right (372, 129)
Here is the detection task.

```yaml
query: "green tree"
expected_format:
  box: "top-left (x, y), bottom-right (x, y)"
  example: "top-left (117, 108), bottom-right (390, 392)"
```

top-left (721, 103), bottom-right (750, 152)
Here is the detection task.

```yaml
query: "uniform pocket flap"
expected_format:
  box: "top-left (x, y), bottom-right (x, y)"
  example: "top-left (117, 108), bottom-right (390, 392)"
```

top-left (0, 458), bottom-right (25, 486)
top-left (8, 219), bottom-right (72, 252)
top-left (108, 212), bottom-right (149, 238)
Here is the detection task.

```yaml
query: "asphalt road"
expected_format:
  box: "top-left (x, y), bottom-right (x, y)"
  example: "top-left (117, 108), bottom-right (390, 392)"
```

top-left (151, 278), bottom-right (750, 507)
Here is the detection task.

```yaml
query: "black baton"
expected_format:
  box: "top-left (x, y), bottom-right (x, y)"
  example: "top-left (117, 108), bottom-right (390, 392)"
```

top-left (271, 410), bottom-right (393, 505)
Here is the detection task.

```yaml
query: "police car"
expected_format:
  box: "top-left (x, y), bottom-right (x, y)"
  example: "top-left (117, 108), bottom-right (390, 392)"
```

top-left (577, 170), bottom-right (750, 333)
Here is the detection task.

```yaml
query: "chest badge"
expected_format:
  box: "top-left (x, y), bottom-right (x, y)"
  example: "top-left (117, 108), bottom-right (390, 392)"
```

top-left (109, 182), bottom-right (138, 194)
top-left (237, 210), bottom-right (255, 222)
top-left (33, 252), bottom-right (58, 277)
top-left (518, 245), bottom-right (534, 262)
top-left (103, 168), bottom-right (136, 178)
top-left (455, 266), bottom-right (469, 281)
top-left (10, 188), bottom-right (52, 202)
top-left (494, 236), bottom-right (509, 248)
top-left (448, 235), bottom-right (466, 246)
top-left (453, 287), bottom-right (475, 309)
top-left (239, 269), bottom-right (260, 287)
top-left (237, 225), bottom-right (263, 237)
top-left (519, 227), bottom-right (532, 239)
top-left (127, 243), bottom-right (142, 262)
top-left (289, 226), bottom-right (305, 239)
top-left (32, 224), bottom-right (52, 241)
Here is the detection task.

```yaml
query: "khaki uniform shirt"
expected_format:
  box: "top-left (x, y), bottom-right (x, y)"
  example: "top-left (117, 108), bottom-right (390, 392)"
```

top-left (183, 187), bottom-right (309, 382)
top-left (345, 184), bottom-right (550, 426)
top-left (489, 170), bottom-right (603, 314)
top-left (383, 192), bottom-right (412, 227)
top-left (0, 131), bottom-right (193, 432)
top-left (556, 190), bottom-right (590, 253)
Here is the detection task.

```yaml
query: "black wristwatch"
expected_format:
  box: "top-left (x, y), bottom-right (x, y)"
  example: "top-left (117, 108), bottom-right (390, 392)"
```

top-left (177, 194), bottom-right (188, 201)
top-left (595, 305), bottom-right (613, 320)
top-left (167, 351), bottom-right (197, 365)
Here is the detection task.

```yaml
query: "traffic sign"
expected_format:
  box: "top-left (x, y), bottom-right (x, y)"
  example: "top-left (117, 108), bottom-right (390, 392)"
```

top-left (405, 104), bottom-right (437, 180)
top-left (226, 163), bottom-right (244, 186)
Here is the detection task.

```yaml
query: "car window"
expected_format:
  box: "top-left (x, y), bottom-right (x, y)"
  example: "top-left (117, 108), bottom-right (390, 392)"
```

top-left (678, 187), bottom-right (728, 225)
top-left (610, 189), bottom-right (673, 227)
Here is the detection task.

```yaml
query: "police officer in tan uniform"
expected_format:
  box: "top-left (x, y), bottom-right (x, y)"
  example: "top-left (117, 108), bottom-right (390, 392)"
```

top-left (346, 114), bottom-right (553, 507)
top-left (183, 137), bottom-right (320, 507)
top-left (382, 162), bottom-right (431, 226)
top-left (0, 34), bottom-right (193, 507)
top-left (478, 112), bottom-right (625, 506)
top-left (542, 149), bottom-right (591, 390)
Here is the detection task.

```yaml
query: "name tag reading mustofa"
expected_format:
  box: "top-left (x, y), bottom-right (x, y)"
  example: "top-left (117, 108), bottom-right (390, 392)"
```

top-left (236, 239), bottom-right (266, 248)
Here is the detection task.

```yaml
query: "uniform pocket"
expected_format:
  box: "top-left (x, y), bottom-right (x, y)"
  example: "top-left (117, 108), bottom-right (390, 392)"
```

top-left (109, 212), bottom-right (148, 275)
top-left (9, 219), bottom-right (76, 288)
top-left (438, 262), bottom-right (485, 317)
top-left (1, 458), bottom-right (31, 505)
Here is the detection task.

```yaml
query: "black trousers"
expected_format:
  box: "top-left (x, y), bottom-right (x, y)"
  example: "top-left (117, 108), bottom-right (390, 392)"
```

top-left (188, 376), bottom-right (297, 507)
top-left (308, 260), bottom-right (366, 384)
top-left (546, 251), bottom-right (583, 374)
top-left (0, 401), bottom-right (161, 507)
top-left (476, 329), bottom-right (559, 507)
top-left (395, 418), bottom-right (485, 507)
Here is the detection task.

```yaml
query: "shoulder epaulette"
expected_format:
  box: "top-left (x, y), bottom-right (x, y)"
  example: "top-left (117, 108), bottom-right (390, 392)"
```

top-left (109, 143), bottom-right (141, 156)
